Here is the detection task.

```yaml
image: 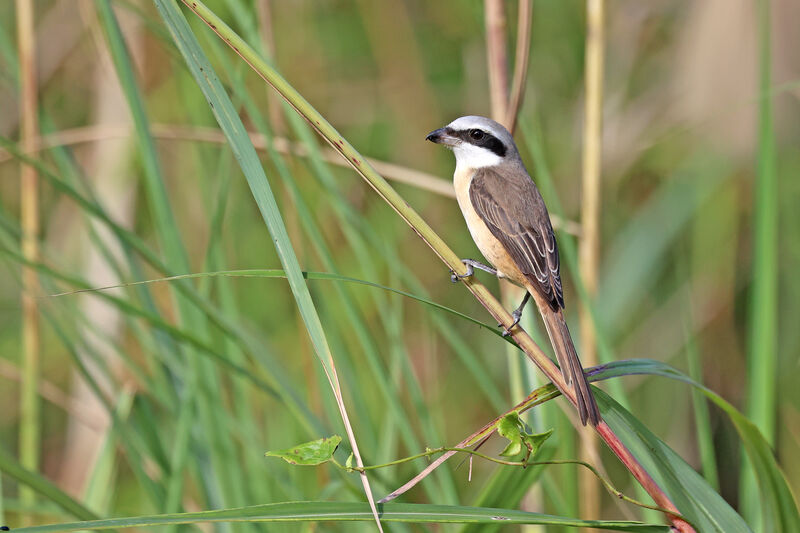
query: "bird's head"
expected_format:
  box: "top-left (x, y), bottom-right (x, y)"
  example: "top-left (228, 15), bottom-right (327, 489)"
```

top-left (426, 115), bottom-right (518, 170)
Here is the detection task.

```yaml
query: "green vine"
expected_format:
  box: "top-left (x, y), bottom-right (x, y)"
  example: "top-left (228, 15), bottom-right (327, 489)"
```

top-left (335, 447), bottom-right (683, 519)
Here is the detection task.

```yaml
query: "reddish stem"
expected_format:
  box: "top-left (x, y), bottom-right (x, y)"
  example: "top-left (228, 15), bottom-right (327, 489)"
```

top-left (596, 421), bottom-right (696, 533)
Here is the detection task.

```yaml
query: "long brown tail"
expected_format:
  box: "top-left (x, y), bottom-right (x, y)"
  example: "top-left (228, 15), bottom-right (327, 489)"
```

top-left (539, 306), bottom-right (601, 426)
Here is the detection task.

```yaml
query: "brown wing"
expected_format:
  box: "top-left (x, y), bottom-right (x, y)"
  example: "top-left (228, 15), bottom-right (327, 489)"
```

top-left (469, 167), bottom-right (564, 310)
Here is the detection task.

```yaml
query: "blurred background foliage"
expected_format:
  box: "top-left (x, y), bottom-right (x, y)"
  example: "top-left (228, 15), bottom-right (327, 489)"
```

top-left (0, 0), bottom-right (798, 531)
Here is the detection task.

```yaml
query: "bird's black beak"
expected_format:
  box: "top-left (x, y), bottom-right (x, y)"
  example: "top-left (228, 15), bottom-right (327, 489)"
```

top-left (426, 128), bottom-right (445, 143)
top-left (426, 127), bottom-right (457, 146)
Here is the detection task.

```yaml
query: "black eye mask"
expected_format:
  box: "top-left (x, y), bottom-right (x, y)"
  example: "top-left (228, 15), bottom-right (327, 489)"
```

top-left (445, 127), bottom-right (507, 158)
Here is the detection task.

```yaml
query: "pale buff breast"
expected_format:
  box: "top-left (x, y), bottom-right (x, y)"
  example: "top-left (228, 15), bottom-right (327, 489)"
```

top-left (453, 167), bottom-right (528, 287)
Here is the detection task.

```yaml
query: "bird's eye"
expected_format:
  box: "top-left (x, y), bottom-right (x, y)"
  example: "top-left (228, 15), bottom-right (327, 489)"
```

top-left (469, 129), bottom-right (484, 140)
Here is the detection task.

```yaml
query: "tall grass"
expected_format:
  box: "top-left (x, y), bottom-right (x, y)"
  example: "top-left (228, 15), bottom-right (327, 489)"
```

top-left (741, 0), bottom-right (779, 526)
top-left (0, 2), bottom-right (797, 533)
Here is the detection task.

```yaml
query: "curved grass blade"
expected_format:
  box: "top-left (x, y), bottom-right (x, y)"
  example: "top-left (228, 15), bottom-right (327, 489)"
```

top-left (0, 446), bottom-right (98, 522)
top-left (592, 359), bottom-right (799, 533)
top-left (2, 250), bottom-right (277, 395)
top-left (596, 389), bottom-right (750, 533)
top-left (153, 1), bottom-right (383, 528)
top-left (8, 501), bottom-right (669, 532)
top-left (45, 269), bottom-right (501, 334)
top-left (684, 320), bottom-right (720, 491)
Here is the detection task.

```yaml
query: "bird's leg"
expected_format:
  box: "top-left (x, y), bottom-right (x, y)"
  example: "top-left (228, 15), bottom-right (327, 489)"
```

top-left (501, 292), bottom-right (531, 337)
top-left (450, 258), bottom-right (497, 283)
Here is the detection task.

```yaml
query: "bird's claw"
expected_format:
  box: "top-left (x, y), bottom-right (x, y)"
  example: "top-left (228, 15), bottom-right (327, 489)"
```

top-left (500, 310), bottom-right (523, 337)
top-left (450, 261), bottom-right (474, 283)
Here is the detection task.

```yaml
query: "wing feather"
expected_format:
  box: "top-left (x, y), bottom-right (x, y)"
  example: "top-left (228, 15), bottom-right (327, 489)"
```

top-left (469, 167), bottom-right (564, 310)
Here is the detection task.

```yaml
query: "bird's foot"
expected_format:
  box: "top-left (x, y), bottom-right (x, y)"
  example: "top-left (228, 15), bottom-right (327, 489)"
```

top-left (450, 258), bottom-right (496, 283)
top-left (450, 261), bottom-right (474, 283)
top-left (500, 292), bottom-right (530, 337)
top-left (500, 309), bottom-right (523, 337)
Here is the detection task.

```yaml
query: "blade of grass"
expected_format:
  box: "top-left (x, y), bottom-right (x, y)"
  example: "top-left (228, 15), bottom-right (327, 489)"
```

top-left (741, 0), bottom-right (779, 527)
top-left (82, 390), bottom-right (135, 514)
top-left (154, 1), bottom-right (384, 529)
top-left (597, 390), bottom-right (748, 533)
top-left (92, 17), bottom-right (241, 515)
top-left (8, 501), bottom-right (669, 532)
top-left (0, 446), bottom-right (99, 523)
top-left (43, 268), bottom-right (499, 331)
top-left (593, 359), bottom-right (799, 533)
top-left (94, 0), bottom-right (190, 271)
top-left (684, 319), bottom-right (719, 491)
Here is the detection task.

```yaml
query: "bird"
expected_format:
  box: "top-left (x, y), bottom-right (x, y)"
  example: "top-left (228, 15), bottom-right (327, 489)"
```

top-left (426, 115), bottom-right (601, 426)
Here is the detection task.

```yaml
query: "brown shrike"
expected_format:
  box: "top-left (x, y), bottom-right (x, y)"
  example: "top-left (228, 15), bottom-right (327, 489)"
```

top-left (427, 115), bottom-right (601, 426)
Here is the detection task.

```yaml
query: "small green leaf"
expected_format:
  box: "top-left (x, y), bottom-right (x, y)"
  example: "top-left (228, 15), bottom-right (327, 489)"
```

top-left (345, 453), bottom-right (354, 470)
top-left (266, 436), bottom-right (342, 466)
top-left (497, 413), bottom-right (552, 460)
top-left (521, 428), bottom-right (553, 460)
top-left (497, 413), bottom-right (524, 457)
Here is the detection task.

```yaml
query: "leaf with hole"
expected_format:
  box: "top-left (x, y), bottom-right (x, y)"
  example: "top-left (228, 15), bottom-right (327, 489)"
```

top-left (496, 412), bottom-right (552, 461)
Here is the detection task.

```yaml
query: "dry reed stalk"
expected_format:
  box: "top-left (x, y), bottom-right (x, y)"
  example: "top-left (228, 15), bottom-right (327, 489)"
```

top-left (484, 0), bottom-right (510, 122)
top-left (578, 0), bottom-right (606, 522)
top-left (505, 0), bottom-right (533, 134)
top-left (16, 0), bottom-right (40, 521)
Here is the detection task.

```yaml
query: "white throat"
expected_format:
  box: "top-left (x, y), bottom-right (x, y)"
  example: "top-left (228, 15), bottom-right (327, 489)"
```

top-left (452, 143), bottom-right (503, 173)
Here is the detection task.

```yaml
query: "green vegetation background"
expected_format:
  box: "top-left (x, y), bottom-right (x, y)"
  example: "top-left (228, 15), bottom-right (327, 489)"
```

top-left (0, 0), bottom-right (798, 531)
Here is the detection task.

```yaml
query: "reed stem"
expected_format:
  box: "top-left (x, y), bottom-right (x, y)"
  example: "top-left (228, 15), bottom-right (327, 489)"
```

top-left (505, 0), bottom-right (533, 133)
top-left (484, 0), bottom-right (509, 122)
top-left (578, 0), bottom-right (605, 523)
top-left (16, 0), bottom-right (40, 522)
